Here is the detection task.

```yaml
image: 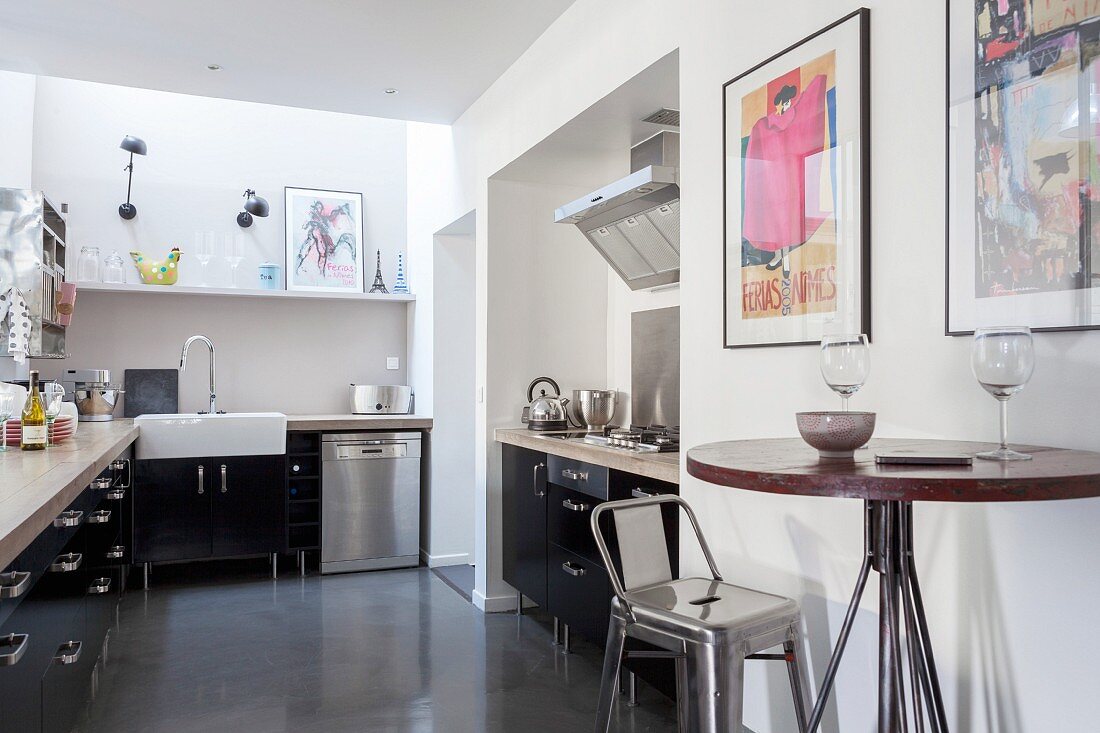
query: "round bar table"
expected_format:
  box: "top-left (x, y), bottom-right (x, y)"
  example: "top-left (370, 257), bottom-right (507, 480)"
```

top-left (686, 437), bottom-right (1100, 733)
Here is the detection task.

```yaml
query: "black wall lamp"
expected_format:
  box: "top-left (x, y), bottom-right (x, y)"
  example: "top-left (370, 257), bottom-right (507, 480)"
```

top-left (236, 189), bottom-right (269, 227)
top-left (118, 135), bottom-right (147, 220)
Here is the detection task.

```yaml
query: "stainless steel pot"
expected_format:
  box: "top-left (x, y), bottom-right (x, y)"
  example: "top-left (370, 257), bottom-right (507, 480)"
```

top-left (525, 377), bottom-right (569, 431)
top-left (572, 389), bottom-right (618, 432)
top-left (73, 387), bottom-right (123, 422)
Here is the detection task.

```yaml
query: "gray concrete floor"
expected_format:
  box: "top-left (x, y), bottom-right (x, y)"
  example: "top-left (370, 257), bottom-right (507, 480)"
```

top-left (83, 562), bottom-right (677, 732)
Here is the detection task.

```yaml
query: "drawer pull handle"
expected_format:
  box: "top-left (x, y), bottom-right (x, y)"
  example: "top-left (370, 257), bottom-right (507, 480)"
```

top-left (561, 561), bottom-right (586, 577)
top-left (198, 465), bottom-right (205, 494)
top-left (49, 553), bottom-right (82, 573)
top-left (562, 499), bottom-right (590, 512)
top-left (0, 633), bottom-right (28, 666)
top-left (105, 545), bottom-right (125, 560)
top-left (110, 459), bottom-right (127, 471)
top-left (106, 488), bottom-right (126, 501)
top-left (221, 464), bottom-right (228, 493)
top-left (53, 641), bottom-right (82, 666)
top-left (87, 509), bottom-right (112, 524)
top-left (561, 469), bottom-right (588, 482)
top-left (632, 487), bottom-right (660, 499)
top-left (88, 577), bottom-right (112, 594)
top-left (53, 510), bottom-right (83, 528)
top-left (0, 571), bottom-right (30, 599)
top-left (533, 462), bottom-right (546, 497)
top-left (91, 477), bottom-right (113, 490)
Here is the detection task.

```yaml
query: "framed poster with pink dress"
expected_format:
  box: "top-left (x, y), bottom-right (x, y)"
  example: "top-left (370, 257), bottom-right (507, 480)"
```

top-left (723, 9), bottom-right (870, 348)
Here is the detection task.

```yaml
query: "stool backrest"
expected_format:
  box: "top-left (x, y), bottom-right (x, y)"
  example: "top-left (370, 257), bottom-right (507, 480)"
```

top-left (590, 495), bottom-right (724, 623)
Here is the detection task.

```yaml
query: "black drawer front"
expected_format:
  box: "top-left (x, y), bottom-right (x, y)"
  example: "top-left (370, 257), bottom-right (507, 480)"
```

top-left (547, 544), bottom-right (611, 645)
top-left (547, 455), bottom-right (608, 500)
top-left (548, 484), bottom-right (610, 565)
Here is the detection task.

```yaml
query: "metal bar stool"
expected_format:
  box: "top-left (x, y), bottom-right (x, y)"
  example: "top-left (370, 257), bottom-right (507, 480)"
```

top-left (591, 495), bottom-right (810, 733)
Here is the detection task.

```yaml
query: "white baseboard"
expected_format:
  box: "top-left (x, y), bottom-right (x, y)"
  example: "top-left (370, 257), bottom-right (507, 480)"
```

top-left (473, 588), bottom-right (520, 613)
top-left (419, 549), bottom-right (472, 568)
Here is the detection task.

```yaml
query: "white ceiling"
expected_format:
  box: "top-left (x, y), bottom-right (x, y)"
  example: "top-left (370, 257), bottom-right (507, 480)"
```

top-left (0, 0), bottom-right (575, 124)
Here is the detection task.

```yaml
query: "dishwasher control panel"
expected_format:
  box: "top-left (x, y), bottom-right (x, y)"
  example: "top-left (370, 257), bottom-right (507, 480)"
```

top-left (334, 442), bottom-right (407, 460)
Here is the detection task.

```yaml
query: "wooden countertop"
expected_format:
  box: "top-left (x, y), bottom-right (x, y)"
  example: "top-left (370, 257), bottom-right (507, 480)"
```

top-left (0, 420), bottom-right (139, 571)
top-left (495, 428), bottom-right (680, 484)
top-left (285, 415), bottom-right (433, 431)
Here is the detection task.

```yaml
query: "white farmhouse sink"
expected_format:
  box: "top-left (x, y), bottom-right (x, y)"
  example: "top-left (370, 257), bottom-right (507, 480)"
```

top-left (134, 412), bottom-right (287, 460)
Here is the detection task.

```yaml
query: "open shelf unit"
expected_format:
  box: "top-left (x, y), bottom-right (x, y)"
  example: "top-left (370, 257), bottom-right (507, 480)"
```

top-left (286, 433), bottom-right (322, 557)
top-left (75, 281), bottom-right (415, 303)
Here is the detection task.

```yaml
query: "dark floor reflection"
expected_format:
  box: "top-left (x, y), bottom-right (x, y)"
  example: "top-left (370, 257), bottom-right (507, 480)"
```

top-left (83, 562), bottom-right (677, 732)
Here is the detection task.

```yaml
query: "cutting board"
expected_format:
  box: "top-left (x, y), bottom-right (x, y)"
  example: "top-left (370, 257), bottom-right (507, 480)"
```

top-left (124, 369), bottom-right (179, 418)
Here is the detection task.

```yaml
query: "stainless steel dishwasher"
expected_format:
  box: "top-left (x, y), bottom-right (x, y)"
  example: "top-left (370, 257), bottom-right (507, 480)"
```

top-left (321, 432), bottom-right (421, 574)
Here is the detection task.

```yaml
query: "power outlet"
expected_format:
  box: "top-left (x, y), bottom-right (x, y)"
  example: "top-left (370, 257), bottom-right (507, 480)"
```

top-left (386, 356), bottom-right (400, 370)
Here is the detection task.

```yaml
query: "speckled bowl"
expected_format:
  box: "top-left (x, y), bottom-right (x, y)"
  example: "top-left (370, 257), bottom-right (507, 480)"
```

top-left (796, 411), bottom-right (876, 459)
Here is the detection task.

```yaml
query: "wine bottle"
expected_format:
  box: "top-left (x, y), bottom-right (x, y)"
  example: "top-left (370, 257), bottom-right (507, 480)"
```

top-left (21, 371), bottom-right (46, 451)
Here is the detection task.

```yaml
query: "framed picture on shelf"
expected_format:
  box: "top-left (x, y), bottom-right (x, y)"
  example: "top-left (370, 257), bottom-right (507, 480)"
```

top-left (947, 1), bottom-right (1100, 334)
top-left (723, 8), bottom-right (870, 348)
top-left (284, 187), bottom-right (365, 292)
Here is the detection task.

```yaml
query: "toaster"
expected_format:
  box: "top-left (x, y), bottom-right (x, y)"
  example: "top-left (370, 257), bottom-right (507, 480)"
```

top-left (350, 385), bottom-right (413, 414)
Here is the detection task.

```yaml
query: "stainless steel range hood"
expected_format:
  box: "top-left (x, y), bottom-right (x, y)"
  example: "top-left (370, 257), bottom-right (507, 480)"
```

top-left (555, 131), bottom-right (679, 290)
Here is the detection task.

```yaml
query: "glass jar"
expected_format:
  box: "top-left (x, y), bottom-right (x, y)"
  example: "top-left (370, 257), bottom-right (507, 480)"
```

top-left (77, 246), bottom-right (101, 282)
top-left (103, 250), bottom-right (126, 284)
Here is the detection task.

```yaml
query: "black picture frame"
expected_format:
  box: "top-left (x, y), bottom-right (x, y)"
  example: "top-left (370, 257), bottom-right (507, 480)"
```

top-left (722, 8), bottom-right (871, 349)
top-left (945, 0), bottom-right (1100, 336)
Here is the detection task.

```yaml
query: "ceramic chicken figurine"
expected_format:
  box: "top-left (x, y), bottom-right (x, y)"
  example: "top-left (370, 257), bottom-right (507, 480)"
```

top-left (130, 247), bottom-right (181, 285)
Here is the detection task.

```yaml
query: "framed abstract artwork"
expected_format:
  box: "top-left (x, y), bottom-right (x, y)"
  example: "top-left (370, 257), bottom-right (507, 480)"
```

top-left (723, 9), bottom-right (870, 348)
top-left (948, 1), bottom-right (1100, 334)
top-left (284, 187), bottom-right (365, 292)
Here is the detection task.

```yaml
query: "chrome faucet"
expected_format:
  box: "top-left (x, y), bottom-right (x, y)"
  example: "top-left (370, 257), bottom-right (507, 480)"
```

top-left (179, 335), bottom-right (219, 414)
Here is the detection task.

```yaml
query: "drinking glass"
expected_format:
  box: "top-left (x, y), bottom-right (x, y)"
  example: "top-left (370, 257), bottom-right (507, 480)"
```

top-left (42, 383), bottom-right (65, 447)
top-left (971, 326), bottom-right (1034, 461)
top-left (225, 233), bottom-right (245, 288)
top-left (194, 231), bottom-right (215, 286)
top-left (0, 393), bottom-right (14, 451)
top-left (820, 334), bottom-right (870, 411)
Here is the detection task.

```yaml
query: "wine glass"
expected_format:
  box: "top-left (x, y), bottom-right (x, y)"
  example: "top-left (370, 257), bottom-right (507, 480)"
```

top-left (225, 233), bottom-right (245, 288)
top-left (820, 334), bottom-right (870, 411)
top-left (0, 393), bottom-right (14, 451)
top-left (42, 383), bottom-right (65, 447)
top-left (194, 231), bottom-right (215, 286)
top-left (971, 326), bottom-right (1034, 461)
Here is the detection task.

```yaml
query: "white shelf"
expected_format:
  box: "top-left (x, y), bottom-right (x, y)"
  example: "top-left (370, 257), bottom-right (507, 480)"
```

top-left (73, 281), bottom-right (416, 302)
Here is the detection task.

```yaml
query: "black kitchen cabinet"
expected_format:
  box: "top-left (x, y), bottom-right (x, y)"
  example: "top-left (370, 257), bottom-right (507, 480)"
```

top-left (134, 458), bottom-right (212, 562)
top-left (134, 454), bottom-right (286, 564)
top-left (501, 444), bottom-right (548, 608)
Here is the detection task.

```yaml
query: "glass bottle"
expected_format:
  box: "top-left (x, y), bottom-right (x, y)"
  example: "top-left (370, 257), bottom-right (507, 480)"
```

top-left (21, 371), bottom-right (46, 451)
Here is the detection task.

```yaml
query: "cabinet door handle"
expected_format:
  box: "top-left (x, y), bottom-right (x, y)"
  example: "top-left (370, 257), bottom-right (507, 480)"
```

top-left (0, 633), bottom-right (28, 666)
top-left (561, 561), bottom-right (586, 577)
top-left (197, 465), bottom-right (205, 494)
top-left (49, 553), bottom-right (82, 573)
top-left (111, 458), bottom-right (131, 489)
top-left (53, 510), bottom-right (83, 528)
top-left (0, 571), bottom-right (30, 599)
top-left (561, 468), bottom-right (588, 482)
top-left (53, 641), bottom-right (81, 666)
top-left (221, 464), bottom-right (228, 493)
top-left (87, 510), bottom-right (111, 524)
top-left (562, 499), bottom-right (590, 512)
top-left (632, 487), bottom-right (660, 499)
top-left (533, 462), bottom-right (546, 497)
top-left (88, 577), bottom-right (112, 595)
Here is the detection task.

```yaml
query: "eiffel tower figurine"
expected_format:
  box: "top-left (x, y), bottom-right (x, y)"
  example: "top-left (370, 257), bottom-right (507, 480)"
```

top-left (368, 250), bottom-right (388, 294)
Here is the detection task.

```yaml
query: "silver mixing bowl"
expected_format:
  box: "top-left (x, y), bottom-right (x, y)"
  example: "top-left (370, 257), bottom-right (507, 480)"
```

top-left (572, 389), bottom-right (618, 431)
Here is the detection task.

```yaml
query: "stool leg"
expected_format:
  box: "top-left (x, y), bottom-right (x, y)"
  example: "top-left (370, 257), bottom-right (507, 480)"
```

top-left (682, 642), bottom-right (745, 733)
top-left (784, 632), bottom-right (810, 733)
top-left (595, 615), bottom-right (627, 733)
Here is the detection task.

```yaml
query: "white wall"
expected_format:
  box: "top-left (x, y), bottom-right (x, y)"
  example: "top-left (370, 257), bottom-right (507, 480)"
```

top-left (26, 76), bottom-right (410, 414)
top-left (0, 71), bottom-right (35, 190)
top-left (424, 225), bottom-right (476, 566)
top-left (412, 0), bottom-right (1100, 728)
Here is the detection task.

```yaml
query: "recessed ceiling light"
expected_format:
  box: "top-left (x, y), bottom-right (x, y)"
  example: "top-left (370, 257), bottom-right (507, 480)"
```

top-left (383, 88), bottom-right (399, 95)
top-left (207, 64), bottom-right (223, 71)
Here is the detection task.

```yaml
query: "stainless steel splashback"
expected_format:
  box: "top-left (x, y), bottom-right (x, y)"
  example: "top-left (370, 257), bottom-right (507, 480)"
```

top-left (631, 306), bottom-right (679, 427)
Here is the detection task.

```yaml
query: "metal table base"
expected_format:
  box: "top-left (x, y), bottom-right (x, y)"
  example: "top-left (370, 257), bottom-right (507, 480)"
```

top-left (807, 501), bottom-right (949, 733)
